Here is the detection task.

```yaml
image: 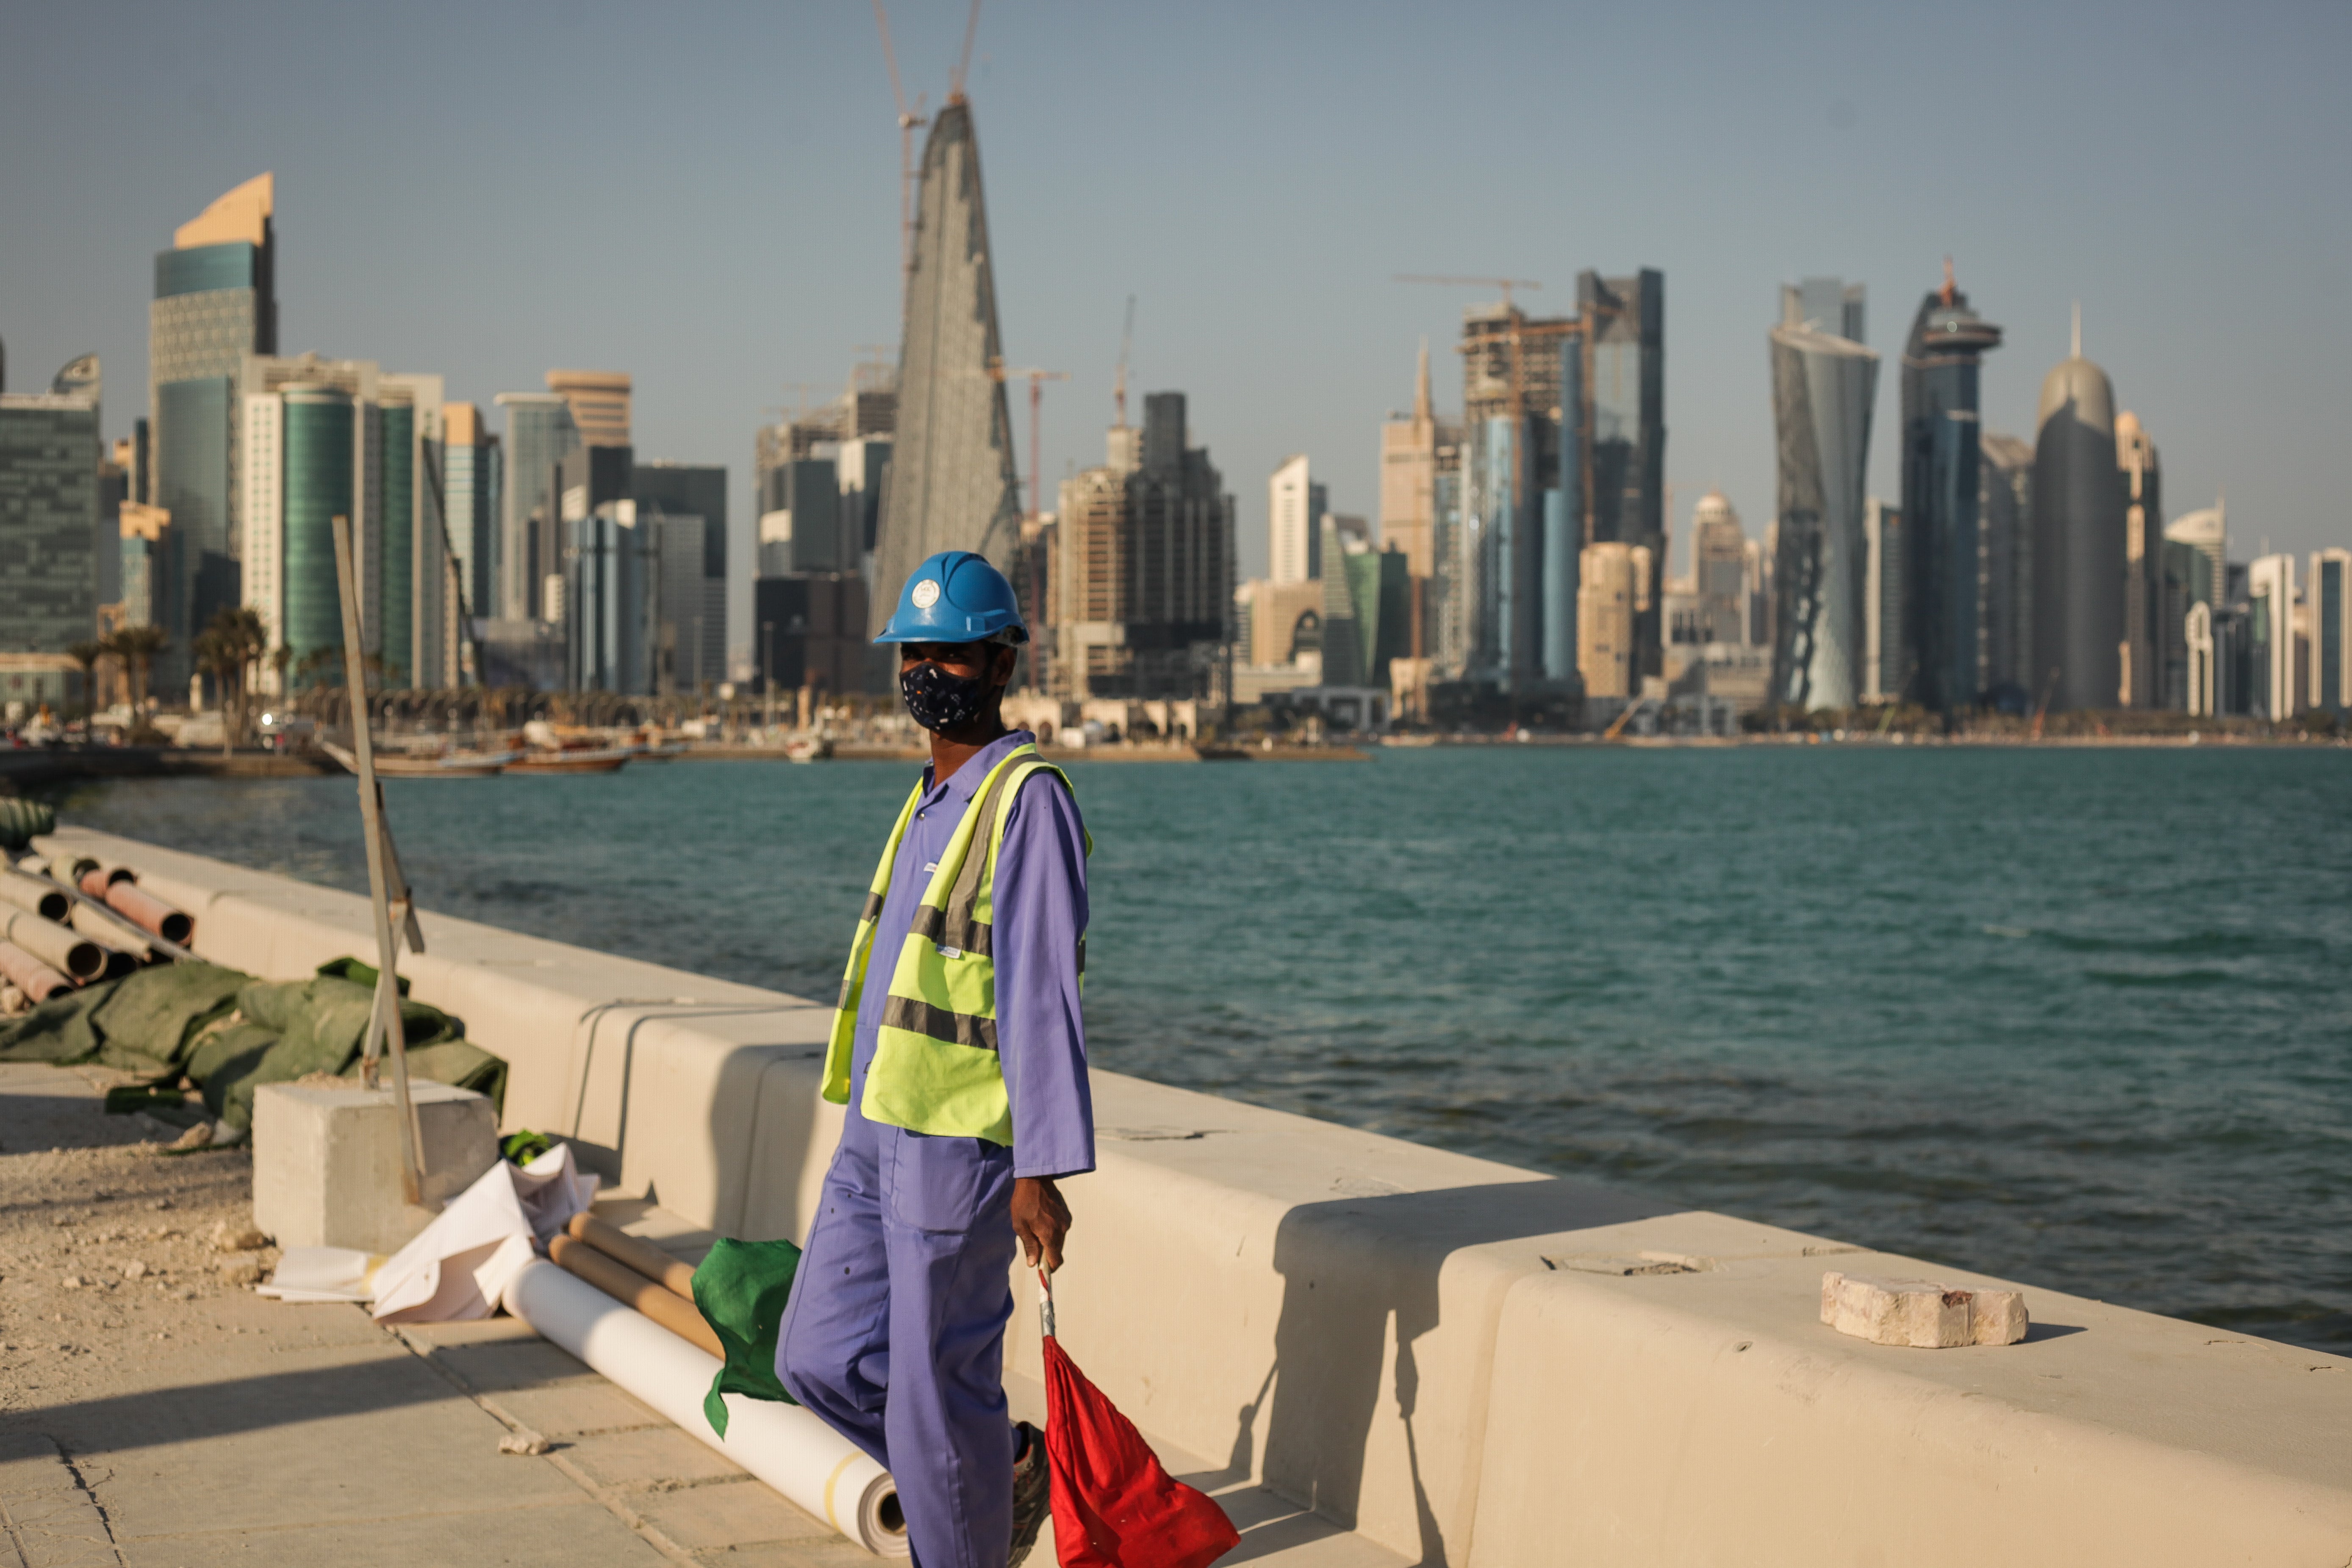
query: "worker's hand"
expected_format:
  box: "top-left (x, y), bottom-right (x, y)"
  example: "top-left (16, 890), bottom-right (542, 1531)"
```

top-left (1012, 1177), bottom-right (1071, 1273)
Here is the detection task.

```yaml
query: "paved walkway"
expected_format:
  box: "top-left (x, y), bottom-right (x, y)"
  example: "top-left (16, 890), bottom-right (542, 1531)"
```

top-left (0, 1063), bottom-right (1392, 1568)
top-left (0, 1063), bottom-right (862, 1567)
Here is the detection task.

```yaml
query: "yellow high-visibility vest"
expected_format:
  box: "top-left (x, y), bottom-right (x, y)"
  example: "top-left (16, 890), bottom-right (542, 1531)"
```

top-left (822, 743), bottom-right (1087, 1144)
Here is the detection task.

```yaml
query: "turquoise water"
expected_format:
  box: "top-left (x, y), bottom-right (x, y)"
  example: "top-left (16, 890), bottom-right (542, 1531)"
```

top-left (49, 746), bottom-right (2352, 1351)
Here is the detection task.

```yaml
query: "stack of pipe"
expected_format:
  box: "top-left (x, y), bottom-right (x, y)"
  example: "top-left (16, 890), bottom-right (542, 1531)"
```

top-left (0, 851), bottom-right (199, 1002)
top-left (0, 871), bottom-right (103, 986)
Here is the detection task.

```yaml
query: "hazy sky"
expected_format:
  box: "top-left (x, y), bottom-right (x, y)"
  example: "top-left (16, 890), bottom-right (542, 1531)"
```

top-left (6, 0), bottom-right (2346, 656)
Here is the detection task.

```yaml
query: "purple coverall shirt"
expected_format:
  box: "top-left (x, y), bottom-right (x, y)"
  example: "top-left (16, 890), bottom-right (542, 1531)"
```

top-left (843, 729), bottom-right (1096, 1182)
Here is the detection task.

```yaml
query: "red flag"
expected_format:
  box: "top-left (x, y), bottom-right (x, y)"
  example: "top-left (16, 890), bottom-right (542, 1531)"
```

top-left (1040, 1275), bottom-right (1239, 1568)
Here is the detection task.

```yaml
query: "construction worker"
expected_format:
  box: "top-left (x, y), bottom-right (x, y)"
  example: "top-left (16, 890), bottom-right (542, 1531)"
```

top-left (778, 550), bottom-right (1091, 1568)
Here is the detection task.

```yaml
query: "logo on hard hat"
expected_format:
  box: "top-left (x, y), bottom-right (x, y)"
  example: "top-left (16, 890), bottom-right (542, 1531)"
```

top-left (912, 579), bottom-right (941, 609)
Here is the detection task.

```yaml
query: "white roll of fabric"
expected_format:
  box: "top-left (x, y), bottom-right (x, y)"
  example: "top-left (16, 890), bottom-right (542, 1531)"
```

top-left (503, 1258), bottom-right (905, 1555)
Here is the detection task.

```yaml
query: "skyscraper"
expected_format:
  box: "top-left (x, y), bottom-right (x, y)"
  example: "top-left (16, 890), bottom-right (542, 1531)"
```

top-left (2032, 318), bottom-right (2126, 712)
top-left (239, 384), bottom-right (354, 691)
top-left (2247, 554), bottom-right (2297, 719)
top-left (634, 461), bottom-right (728, 694)
top-left (1268, 455), bottom-right (1323, 586)
top-left (1978, 433), bottom-right (2035, 707)
top-left (2116, 410), bottom-right (2163, 708)
top-left (1577, 542), bottom-right (1650, 702)
top-left (2163, 502), bottom-right (2225, 715)
top-left (2310, 549), bottom-right (2349, 716)
top-left (495, 393), bottom-right (579, 623)
top-left (871, 100), bottom-right (1023, 629)
top-left (1454, 301), bottom-right (1581, 692)
top-left (1863, 498), bottom-right (1905, 702)
top-left (377, 373), bottom-right (444, 688)
top-left (546, 371), bottom-right (631, 449)
top-left (1053, 393), bottom-right (1233, 700)
top-left (1580, 269), bottom-right (1667, 680)
top-left (439, 403), bottom-right (499, 634)
top-left (150, 174), bottom-right (277, 685)
top-left (1769, 283), bottom-right (1879, 710)
top-left (0, 386), bottom-right (100, 655)
top-left (1898, 264), bottom-right (2003, 712)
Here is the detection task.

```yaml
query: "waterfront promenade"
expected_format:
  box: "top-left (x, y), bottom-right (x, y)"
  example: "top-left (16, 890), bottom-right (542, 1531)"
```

top-left (6, 822), bottom-right (2347, 1565)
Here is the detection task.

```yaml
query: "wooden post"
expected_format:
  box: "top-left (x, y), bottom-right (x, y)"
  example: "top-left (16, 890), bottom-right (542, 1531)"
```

top-left (331, 513), bottom-right (426, 1207)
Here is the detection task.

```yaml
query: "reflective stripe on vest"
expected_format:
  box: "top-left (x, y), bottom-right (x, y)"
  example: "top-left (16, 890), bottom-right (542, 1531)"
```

top-left (821, 743), bottom-right (1089, 1146)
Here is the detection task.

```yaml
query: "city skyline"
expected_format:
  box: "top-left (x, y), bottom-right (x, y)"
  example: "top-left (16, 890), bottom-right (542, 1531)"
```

top-left (3, 2), bottom-right (2346, 613)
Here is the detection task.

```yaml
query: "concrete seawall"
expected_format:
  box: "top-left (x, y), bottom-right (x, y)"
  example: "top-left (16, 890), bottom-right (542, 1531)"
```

top-left (43, 826), bottom-right (2352, 1565)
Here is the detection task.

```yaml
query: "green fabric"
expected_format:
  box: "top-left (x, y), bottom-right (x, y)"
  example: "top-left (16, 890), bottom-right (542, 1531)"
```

top-left (692, 1238), bottom-right (803, 1437)
top-left (315, 955), bottom-right (411, 996)
top-left (0, 950), bottom-right (507, 1134)
top-left (89, 963), bottom-right (249, 1072)
top-left (404, 1040), bottom-right (508, 1117)
top-left (0, 981), bottom-right (114, 1063)
top-left (189, 1022), bottom-right (280, 1121)
top-left (213, 976), bottom-right (466, 1131)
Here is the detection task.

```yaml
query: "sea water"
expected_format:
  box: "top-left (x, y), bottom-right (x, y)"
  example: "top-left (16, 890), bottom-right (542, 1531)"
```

top-left (55, 744), bottom-right (2352, 1350)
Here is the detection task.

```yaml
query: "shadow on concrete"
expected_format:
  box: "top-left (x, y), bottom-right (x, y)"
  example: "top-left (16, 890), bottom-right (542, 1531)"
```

top-left (1256, 1179), bottom-right (1679, 1567)
top-left (2, 1354), bottom-right (453, 1456)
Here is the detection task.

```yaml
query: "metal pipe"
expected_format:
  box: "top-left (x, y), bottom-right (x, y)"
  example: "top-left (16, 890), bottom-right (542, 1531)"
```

top-left (0, 941), bottom-right (72, 1002)
top-left (104, 883), bottom-right (193, 945)
top-left (69, 903), bottom-right (153, 962)
top-left (0, 869), bottom-right (69, 922)
top-left (0, 908), bottom-right (103, 981)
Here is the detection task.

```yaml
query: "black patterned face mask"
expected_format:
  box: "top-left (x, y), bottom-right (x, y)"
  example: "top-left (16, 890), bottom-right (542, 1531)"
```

top-left (900, 659), bottom-right (989, 733)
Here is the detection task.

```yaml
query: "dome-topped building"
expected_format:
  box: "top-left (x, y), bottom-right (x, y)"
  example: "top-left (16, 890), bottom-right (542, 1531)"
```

top-left (2032, 309), bottom-right (2127, 712)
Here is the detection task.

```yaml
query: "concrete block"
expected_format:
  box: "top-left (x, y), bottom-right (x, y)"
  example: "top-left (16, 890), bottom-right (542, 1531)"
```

top-left (252, 1080), bottom-right (499, 1251)
top-left (1820, 1269), bottom-right (2029, 1347)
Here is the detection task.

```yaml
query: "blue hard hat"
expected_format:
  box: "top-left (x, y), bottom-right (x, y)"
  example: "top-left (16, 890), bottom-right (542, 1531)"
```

top-left (874, 550), bottom-right (1029, 645)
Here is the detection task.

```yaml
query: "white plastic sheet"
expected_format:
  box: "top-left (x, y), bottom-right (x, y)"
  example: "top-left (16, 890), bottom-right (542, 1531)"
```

top-left (367, 1145), bottom-right (597, 1322)
top-left (504, 1258), bottom-right (906, 1556)
top-left (258, 1246), bottom-right (379, 1303)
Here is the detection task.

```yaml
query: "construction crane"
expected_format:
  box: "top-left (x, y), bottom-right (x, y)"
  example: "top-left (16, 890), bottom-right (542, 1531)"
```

top-left (1396, 274), bottom-right (1572, 424)
top-left (990, 363), bottom-right (1071, 521)
top-left (870, 2), bottom-right (928, 280)
top-left (1395, 274), bottom-right (1542, 312)
top-left (1112, 294), bottom-right (1136, 429)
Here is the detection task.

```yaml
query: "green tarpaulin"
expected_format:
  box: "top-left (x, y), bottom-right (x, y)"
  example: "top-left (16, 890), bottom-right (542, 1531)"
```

top-left (0, 957), bottom-right (505, 1131)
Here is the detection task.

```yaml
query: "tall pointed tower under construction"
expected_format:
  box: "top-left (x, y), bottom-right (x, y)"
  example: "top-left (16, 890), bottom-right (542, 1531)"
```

top-left (871, 100), bottom-right (1024, 630)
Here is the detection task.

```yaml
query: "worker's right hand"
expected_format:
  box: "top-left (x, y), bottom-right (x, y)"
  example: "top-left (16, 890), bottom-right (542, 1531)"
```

top-left (1012, 1176), bottom-right (1071, 1273)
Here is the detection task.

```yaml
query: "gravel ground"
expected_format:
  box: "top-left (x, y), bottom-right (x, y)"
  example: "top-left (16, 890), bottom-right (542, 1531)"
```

top-left (0, 1063), bottom-right (281, 1415)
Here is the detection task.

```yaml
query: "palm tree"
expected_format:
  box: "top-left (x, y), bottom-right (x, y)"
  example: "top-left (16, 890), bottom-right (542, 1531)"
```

top-left (103, 626), bottom-right (169, 740)
top-left (194, 608), bottom-right (269, 755)
top-left (64, 640), bottom-right (108, 722)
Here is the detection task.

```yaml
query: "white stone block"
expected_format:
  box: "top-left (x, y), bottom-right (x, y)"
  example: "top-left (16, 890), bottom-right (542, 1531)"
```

top-left (1820, 1270), bottom-right (2030, 1347)
top-left (253, 1081), bottom-right (499, 1252)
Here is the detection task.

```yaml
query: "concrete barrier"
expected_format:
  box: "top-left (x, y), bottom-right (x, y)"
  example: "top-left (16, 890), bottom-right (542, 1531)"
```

top-left (39, 827), bottom-right (2352, 1565)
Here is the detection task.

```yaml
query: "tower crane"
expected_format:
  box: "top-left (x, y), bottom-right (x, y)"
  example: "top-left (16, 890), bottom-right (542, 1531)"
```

top-left (870, 1), bottom-right (928, 281)
top-left (989, 363), bottom-right (1071, 521)
top-left (1112, 295), bottom-right (1136, 430)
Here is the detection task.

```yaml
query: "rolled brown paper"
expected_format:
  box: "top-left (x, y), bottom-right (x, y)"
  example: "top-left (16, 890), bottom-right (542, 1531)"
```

top-left (566, 1211), bottom-right (699, 1300)
top-left (0, 941), bottom-right (72, 1002)
top-left (549, 1233), bottom-right (724, 1358)
top-left (105, 883), bottom-right (193, 945)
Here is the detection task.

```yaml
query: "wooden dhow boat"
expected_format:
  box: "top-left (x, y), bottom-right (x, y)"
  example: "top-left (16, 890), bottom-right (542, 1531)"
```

top-left (320, 741), bottom-right (515, 778)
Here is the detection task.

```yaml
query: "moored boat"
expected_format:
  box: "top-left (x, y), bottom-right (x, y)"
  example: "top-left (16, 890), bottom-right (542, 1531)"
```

top-left (320, 741), bottom-right (514, 778)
